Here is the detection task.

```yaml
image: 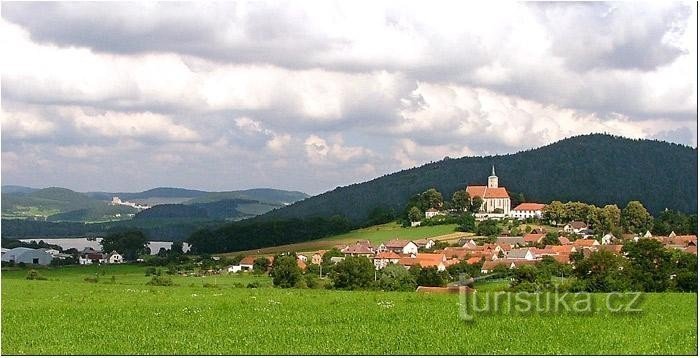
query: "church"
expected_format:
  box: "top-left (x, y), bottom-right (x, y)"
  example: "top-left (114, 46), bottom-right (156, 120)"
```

top-left (466, 166), bottom-right (511, 216)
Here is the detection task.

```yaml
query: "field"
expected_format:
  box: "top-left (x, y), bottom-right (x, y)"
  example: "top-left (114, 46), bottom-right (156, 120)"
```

top-left (1, 265), bottom-right (697, 355)
top-left (225, 222), bottom-right (461, 256)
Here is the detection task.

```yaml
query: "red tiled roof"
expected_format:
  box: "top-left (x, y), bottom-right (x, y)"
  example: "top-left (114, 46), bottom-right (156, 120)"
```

top-left (240, 256), bottom-right (256, 266)
top-left (568, 221), bottom-right (588, 229)
top-left (552, 254), bottom-right (571, 264)
top-left (342, 243), bottom-right (374, 255)
top-left (513, 203), bottom-right (546, 211)
top-left (546, 245), bottom-right (576, 254)
top-left (385, 239), bottom-right (411, 248)
top-left (558, 237), bottom-right (571, 245)
top-left (398, 257), bottom-right (420, 267)
top-left (416, 253), bottom-right (445, 262)
top-left (374, 251), bottom-right (401, 260)
top-left (524, 233), bottom-right (546, 243)
top-left (599, 245), bottom-right (623, 254)
top-left (466, 186), bottom-right (509, 199)
top-left (441, 247), bottom-right (470, 260)
top-left (466, 256), bottom-right (483, 265)
top-left (573, 239), bottom-right (599, 247)
top-left (685, 246), bottom-right (697, 255)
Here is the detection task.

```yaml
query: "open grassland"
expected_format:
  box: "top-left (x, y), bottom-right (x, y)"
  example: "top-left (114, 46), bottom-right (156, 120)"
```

top-left (225, 222), bottom-right (460, 256)
top-left (1, 265), bottom-right (697, 355)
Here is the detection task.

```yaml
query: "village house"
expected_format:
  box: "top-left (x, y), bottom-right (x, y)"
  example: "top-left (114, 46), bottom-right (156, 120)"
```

top-left (511, 203), bottom-right (546, 220)
top-left (373, 251), bottom-right (402, 270)
top-left (564, 221), bottom-right (588, 234)
top-left (495, 236), bottom-right (526, 247)
top-left (311, 250), bottom-right (326, 265)
top-left (466, 166), bottom-right (511, 219)
top-left (297, 254), bottom-right (308, 262)
top-left (341, 242), bottom-right (375, 257)
top-left (424, 208), bottom-right (440, 219)
top-left (379, 239), bottom-right (418, 255)
top-left (414, 239), bottom-right (435, 250)
top-left (104, 251), bottom-right (123, 264)
top-left (506, 248), bottom-right (535, 260)
top-left (572, 239), bottom-right (600, 250)
top-left (239, 256), bottom-right (257, 271)
top-left (523, 233), bottom-right (546, 245)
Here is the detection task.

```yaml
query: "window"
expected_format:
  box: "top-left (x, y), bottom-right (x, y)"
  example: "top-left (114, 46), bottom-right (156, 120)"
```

top-left (33, 258), bottom-right (39, 264)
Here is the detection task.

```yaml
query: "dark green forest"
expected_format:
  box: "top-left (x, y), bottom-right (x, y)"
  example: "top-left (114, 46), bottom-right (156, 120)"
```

top-left (258, 134), bottom-right (697, 225)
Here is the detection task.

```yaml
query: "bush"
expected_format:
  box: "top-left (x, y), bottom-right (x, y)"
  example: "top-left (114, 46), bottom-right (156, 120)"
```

top-left (232, 282), bottom-right (245, 288)
top-left (84, 275), bottom-right (99, 283)
top-left (270, 255), bottom-right (302, 288)
top-left (378, 264), bottom-right (417, 291)
top-left (304, 274), bottom-right (322, 289)
top-left (203, 283), bottom-right (220, 289)
top-left (330, 256), bottom-right (375, 290)
top-left (247, 282), bottom-right (262, 288)
top-left (146, 276), bottom-right (174, 286)
top-left (145, 267), bottom-right (157, 276)
top-left (26, 269), bottom-right (47, 281)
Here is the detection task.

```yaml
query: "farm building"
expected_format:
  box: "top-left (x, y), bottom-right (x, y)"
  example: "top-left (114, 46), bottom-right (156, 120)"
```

top-left (1, 247), bottom-right (53, 265)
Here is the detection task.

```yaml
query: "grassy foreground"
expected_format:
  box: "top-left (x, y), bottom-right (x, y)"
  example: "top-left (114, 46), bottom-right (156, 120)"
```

top-left (1, 265), bottom-right (697, 355)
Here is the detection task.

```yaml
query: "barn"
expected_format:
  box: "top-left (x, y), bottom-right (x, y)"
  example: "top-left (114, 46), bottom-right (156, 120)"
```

top-left (1, 247), bottom-right (53, 265)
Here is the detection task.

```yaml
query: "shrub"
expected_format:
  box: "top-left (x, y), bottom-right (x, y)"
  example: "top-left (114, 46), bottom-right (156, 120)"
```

top-left (84, 275), bottom-right (99, 283)
top-left (232, 282), bottom-right (245, 288)
top-left (203, 283), bottom-right (220, 289)
top-left (26, 269), bottom-right (47, 281)
top-left (247, 281), bottom-right (262, 288)
top-left (145, 267), bottom-right (157, 276)
top-left (146, 276), bottom-right (174, 286)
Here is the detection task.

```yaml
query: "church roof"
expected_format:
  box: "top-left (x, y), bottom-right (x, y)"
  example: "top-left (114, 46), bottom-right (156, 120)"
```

top-left (466, 186), bottom-right (509, 199)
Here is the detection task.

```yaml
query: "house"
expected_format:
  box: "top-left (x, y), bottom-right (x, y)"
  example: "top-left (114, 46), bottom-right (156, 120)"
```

top-left (530, 247), bottom-right (557, 258)
top-left (457, 238), bottom-right (476, 247)
top-left (441, 247), bottom-right (470, 260)
top-left (643, 230), bottom-right (653, 238)
top-left (341, 242), bottom-right (375, 257)
top-left (297, 259), bottom-right (307, 271)
top-left (558, 237), bottom-right (571, 245)
top-left (598, 245), bottom-right (623, 255)
top-left (297, 254), bottom-right (308, 262)
top-left (397, 256), bottom-right (420, 269)
top-left (480, 260), bottom-right (515, 273)
top-left (523, 233), bottom-right (546, 245)
top-left (382, 239), bottom-right (418, 255)
top-left (572, 239), bottom-right (600, 249)
top-left (330, 256), bottom-right (345, 264)
top-left (239, 256), bottom-right (257, 271)
top-left (373, 251), bottom-right (402, 270)
top-left (1, 247), bottom-right (53, 266)
top-left (564, 221), bottom-right (588, 234)
top-left (466, 166), bottom-right (511, 218)
top-left (506, 248), bottom-right (535, 260)
top-left (425, 208), bottom-right (440, 219)
top-left (415, 253), bottom-right (447, 271)
top-left (226, 265), bottom-right (243, 273)
top-left (79, 252), bottom-right (106, 265)
top-left (601, 233), bottom-right (617, 245)
top-left (545, 245), bottom-right (577, 255)
top-left (311, 250), bottom-right (326, 265)
top-left (40, 248), bottom-right (61, 257)
top-left (104, 251), bottom-right (123, 264)
top-left (414, 239), bottom-right (435, 250)
top-left (511, 203), bottom-right (546, 220)
top-left (495, 236), bottom-right (526, 247)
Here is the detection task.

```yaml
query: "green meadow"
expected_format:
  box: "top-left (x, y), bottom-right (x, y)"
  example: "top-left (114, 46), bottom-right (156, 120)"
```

top-left (1, 265), bottom-right (696, 355)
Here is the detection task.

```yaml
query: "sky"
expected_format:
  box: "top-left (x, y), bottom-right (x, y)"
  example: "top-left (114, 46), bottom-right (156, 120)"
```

top-left (1, 1), bottom-right (697, 195)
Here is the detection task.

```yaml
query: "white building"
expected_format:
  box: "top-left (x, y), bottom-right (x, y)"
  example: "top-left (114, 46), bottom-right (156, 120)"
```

top-left (105, 251), bottom-right (123, 264)
top-left (1, 247), bottom-right (53, 265)
top-left (511, 203), bottom-right (546, 220)
top-left (424, 208), bottom-right (440, 219)
top-left (466, 166), bottom-right (511, 218)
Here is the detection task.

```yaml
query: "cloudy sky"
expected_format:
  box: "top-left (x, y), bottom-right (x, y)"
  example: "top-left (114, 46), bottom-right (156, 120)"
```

top-left (1, 1), bottom-right (697, 195)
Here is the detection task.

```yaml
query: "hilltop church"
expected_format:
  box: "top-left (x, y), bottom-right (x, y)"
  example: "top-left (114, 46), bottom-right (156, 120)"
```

top-left (466, 166), bottom-right (511, 216)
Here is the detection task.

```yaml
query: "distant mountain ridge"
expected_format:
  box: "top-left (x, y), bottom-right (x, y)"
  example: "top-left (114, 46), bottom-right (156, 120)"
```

top-left (2, 186), bottom-right (309, 222)
top-left (256, 134), bottom-right (698, 225)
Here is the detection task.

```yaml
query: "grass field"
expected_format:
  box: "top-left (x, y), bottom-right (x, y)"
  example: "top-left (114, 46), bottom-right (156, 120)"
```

top-left (225, 222), bottom-right (460, 256)
top-left (1, 265), bottom-right (697, 355)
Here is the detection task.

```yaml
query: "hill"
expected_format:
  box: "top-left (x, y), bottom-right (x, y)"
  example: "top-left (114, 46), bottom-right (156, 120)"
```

top-left (1, 185), bottom-right (38, 194)
top-left (184, 188), bottom-right (309, 205)
top-left (257, 134), bottom-right (698, 225)
top-left (1, 187), bottom-right (124, 220)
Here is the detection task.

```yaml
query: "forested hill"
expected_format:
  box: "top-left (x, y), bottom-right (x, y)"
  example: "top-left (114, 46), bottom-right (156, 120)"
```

top-left (258, 134), bottom-right (698, 225)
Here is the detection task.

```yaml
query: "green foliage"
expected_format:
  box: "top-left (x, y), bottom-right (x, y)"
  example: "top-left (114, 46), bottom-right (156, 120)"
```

top-left (101, 230), bottom-right (149, 260)
top-left (456, 213), bottom-right (476, 233)
top-left (407, 206), bottom-right (423, 222)
top-left (469, 196), bottom-right (484, 214)
top-left (330, 256), bottom-right (375, 290)
top-left (414, 267), bottom-right (448, 287)
top-left (573, 250), bottom-right (631, 292)
top-left (623, 239), bottom-right (672, 292)
top-left (253, 257), bottom-right (271, 274)
top-left (365, 207), bottom-right (397, 226)
top-left (188, 216), bottom-right (352, 254)
top-left (653, 210), bottom-right (697, 235)
top-left (476, 219), bottom-right (500, 236)
top-left (270, 255), bottom-right (302, 288)
top-left (451, 190), bottom-right (470, 212)
top-left (378, 264), bottom-right (417, 291)
top-left (146, 275), bottom-right (174, 286)
top-left (621, 201), bottom-right (654, 234)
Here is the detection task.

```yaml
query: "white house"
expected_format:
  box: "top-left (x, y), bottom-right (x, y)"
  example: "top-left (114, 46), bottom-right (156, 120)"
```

top-left (564, 221), bottom-right (588, 234)
top-left (297, 254), bottom-right (308, 262)
top-left (424, 208), bottom-right (440, 219)
top-left (382, 239), bottom-right (418, 255)
top-left (414, 239), bottom-right (435, 250)
top-left (511, 203), bottom-right (546, 220)
top-left (373, 251), bottom-right (402, 270)
top-left (506, 248), bottom-right (535, 260)
top-left (227, 265), bottom-right (243, 273)
top-left (41, 248), bottom-right (61, 257)
top-left (105, 251), bottom-right (123, 264)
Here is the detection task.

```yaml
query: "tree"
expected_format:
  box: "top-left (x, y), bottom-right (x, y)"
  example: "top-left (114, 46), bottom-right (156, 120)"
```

top-left (330, 256), bottom-right (375, 290)
top-left (416, 267), bottom-right (448, 287)
top-left (101, 230), bottom-right (149, 261)
top-left (253, 257), bottom-right (271, 273)
top-left (476, 219), bottom-right (500, 236)
top-left (451, 190), bottom-right (470, 212)
top-left (598, 204), bottom-right (621, 234)
top-left (573, 250), bottom-right (631, 292)
top-left (408, 206), bottom-right (423, 222)
top-left (270, 255), bottom-right (303, 288)
top-left (420, 188), bottom-right (444, 210)
top-left (541, 232), bottom-right (561, 246)
top-left (623, 238), bottom-right (672, 292)
top-left (469, 196), bottom-right (484, 214)
top-left (621, 201), bottom-right (654, 234)
top-left (456, 213), bottom-right (476, 233)
top-left (543, 201), bottom-right (566, 225)
top-left (378, 264), bottom-right (417, 291)
top-left (170, 241), bottom-right (184, 255)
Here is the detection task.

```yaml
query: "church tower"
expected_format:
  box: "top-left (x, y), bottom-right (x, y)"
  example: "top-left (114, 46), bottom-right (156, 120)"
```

top-left (487, 165), bottom-right (498, 188)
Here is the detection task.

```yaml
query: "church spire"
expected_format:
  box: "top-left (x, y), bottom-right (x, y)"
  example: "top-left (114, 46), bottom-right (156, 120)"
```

top-left (491, 165), bottom-right (495, 176)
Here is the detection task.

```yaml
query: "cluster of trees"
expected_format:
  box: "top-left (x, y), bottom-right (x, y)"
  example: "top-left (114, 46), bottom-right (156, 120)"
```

top-left (404, 188), bottom-right (483, 223)
top-left (504, 239), bottom-right (697, 293)
top-left (652, 210), bottom-right (697, 235)
top-left (544, 200), bottom-right (653, 236)
top-left (187, 216), bottom-right (352, 254)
